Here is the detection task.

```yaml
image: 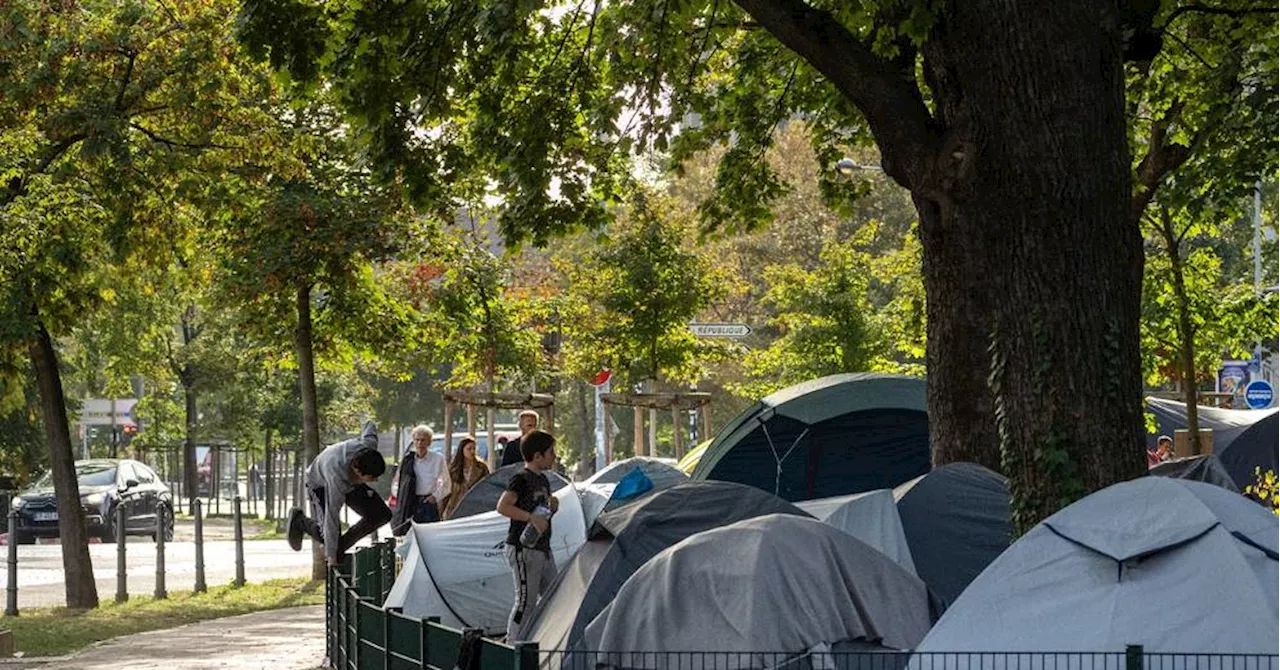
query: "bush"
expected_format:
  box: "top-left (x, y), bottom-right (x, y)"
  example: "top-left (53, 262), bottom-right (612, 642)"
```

top-left (1243, 467), bottom-right (1279, 514)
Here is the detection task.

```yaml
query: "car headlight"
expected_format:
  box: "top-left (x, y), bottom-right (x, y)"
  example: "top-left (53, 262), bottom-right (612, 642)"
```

top-left (82, 493), bottom-right (106, 508)
top-left (10, 497), bottom-right (24, 510)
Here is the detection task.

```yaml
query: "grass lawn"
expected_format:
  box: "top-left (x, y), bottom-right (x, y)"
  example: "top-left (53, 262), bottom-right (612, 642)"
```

top-left (0, 577), bottom-right (325, 657)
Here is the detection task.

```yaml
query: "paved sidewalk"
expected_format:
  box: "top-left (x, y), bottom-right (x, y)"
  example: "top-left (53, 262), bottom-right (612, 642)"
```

top-left (8, 605), bottom-right (326, 669)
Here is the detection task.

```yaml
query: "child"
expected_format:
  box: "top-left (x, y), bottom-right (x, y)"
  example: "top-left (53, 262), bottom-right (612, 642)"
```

top-left (495, 429), bottom-right (560, 641)
top-left (287, 421), bottom-right (391, 566)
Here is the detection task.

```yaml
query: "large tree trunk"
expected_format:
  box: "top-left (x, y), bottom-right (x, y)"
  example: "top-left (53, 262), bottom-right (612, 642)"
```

top-left (920, 1), bottom-right (1147, 534)
top-left (915, 199), bottom-right (1000, 470)
top-left (295, 283), bottom-right (325, 579)
top-left (1161, 216), bottom-right (1202, 455)
top-left (29, 319), bottom-right (99, 609)
top-left (734, 0), bottom-right (1147, 536)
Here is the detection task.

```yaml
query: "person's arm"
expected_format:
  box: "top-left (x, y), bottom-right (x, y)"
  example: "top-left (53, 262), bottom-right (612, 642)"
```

top-left (433, 456), bottom-right (451, 501)
top-left (498, 489), bottom-right (549, 533)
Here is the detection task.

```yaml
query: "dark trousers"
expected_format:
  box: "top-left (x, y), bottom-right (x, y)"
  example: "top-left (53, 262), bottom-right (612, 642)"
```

top-left (411, 496), bottom-right (440, 524)
top-left (304, 484), bottom-right (392, 555)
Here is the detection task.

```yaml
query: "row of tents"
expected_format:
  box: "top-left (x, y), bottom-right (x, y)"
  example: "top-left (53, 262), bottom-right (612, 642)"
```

top-left (383, 374), bottom-right (1278, 666)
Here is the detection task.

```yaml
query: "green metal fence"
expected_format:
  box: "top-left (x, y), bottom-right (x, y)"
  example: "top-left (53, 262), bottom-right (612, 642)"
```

top-left (326, 543), bottom-right (1278, 670)
top-left (326, 541), bottom-right (538, 670)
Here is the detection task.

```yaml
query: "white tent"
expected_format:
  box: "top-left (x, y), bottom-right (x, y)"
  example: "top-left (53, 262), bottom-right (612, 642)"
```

top-left (797, 489), bottom-right (917, 576)
top-left (582, 514), bottom-right (934, 668)
top-left (384, 485), bottom-right (588, 634)
top-left (916, 478), bottom-right (1278, 655)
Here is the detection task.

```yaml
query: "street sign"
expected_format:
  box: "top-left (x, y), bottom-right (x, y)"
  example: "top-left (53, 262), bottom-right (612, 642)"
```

top-left (78, 398), bottom-right (137, 427)
top-left (1244, 380), bottom-right (1274, 409)
top-left (689, 323), bottom-right (752, 338)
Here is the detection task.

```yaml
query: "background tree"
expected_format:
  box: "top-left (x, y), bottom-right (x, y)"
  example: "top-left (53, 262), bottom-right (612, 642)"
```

top-left (0, 0), bottom-right (275, 607)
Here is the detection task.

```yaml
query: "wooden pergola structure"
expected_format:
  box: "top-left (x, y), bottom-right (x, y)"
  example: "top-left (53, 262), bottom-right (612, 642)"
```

top-left (442, 390), bottom-right (556, 468)
top-left (600, 391), bottom-right (712, 463)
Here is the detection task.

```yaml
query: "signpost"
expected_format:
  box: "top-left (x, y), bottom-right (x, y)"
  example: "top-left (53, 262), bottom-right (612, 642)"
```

top-left (1244, 380), bottom-right (1274, 410)
top-left (689, 323), bottom-right (752, 338)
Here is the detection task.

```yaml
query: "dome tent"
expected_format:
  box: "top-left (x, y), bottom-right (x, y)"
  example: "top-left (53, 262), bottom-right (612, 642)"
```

top-left (448, 462), bottom-right (571, 520)
top-left (916, 478), bottom-right (1278, 655)
top-left (582, 514), bottom-right (935, 669)
top-left (1148, 454), bottom-right (1239, 492)
top-left (796, 489), bottom-right (917, 576)
top-left (517, 481), bottom-right (810, 659)
top-left (892, 462), bottom-right (1011, 606)
top-left (384, 485), bottom-right (587, 634)
top-left (1145, 396), bottom-right (1278, 489)
top-left (693, 374), bottom-right (930, 501)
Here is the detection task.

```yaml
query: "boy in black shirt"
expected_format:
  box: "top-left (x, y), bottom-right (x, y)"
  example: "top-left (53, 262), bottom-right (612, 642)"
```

top-left (495, 429), bottom-right (560, 642)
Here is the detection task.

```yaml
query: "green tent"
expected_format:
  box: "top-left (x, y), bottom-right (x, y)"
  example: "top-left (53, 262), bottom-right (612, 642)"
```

top-left (692, 373), bottom-right (929, 501)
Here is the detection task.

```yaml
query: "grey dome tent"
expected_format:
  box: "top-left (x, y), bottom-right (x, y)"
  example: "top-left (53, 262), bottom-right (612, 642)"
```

top-left (517, 481), bottom-right (810, 658)
top-left (893, 462), bottom-right (1011, 606)
top-left (692, 374), bottom-right (930, 501)
top-left (916, 478), bottom-right (1278, 654)
top-left (582, 514), bottom-right (935, 669)
top-left (796, 489), bottom-right (917, 576)
top-left (448, 463), bottom-right (571, 519)
top-left (1146, 396), bottom-right (1278, 489)
top-left (577, 457), bottom-right (689, 527)
top-left (1148, 454), bottom-right (1239, 492)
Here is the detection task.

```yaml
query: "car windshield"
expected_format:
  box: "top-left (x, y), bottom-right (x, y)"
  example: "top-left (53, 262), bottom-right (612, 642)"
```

top-left (33, 464), bottom-right (118, 489)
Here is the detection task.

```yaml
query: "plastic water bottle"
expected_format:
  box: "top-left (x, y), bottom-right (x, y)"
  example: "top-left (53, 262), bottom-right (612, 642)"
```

top-left (519, 505), bottom-right (552, 548)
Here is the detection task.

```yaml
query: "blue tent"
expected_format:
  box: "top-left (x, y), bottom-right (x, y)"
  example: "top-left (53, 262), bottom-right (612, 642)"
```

top-left (692, 373), bottom-right (930, 501)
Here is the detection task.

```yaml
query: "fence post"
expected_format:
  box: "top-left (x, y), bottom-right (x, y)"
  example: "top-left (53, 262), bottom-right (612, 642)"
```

top-left (154, 504), bottom-right (167, 599)
top-left (5, 510), bottom-right (18, 616)
top-left (513, 642), bottom-right (539, 670)
top-left (115, 504), bottom-right (128, 603)
top-left (1126, 645), bottom-right (1144, 670)
top-left (233, 495), bottom-right (245, 587)
top-left (194, 498), bottom-right (206, 593)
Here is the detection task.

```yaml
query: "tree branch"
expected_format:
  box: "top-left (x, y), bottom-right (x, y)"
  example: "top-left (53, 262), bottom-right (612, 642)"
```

top-left (1131, 100), bottom-right (1192, 223)
top-left (731, 0), bottom-right (939, 191)
top-left (1163, 4), bottom-right (1278, 29)
top-left (128, 123), bottom-right (236, 151)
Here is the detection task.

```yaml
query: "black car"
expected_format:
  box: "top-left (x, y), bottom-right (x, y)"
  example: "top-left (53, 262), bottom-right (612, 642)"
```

top-left (10, 459), bottom-right (174, 544)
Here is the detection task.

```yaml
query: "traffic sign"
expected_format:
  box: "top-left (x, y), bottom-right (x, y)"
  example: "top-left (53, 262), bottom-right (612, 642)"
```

top-left (689, 323), bottom-right (752, 338)
top-left (1244, 380), bottom-right (1274, 409)
top-left (589, 369), bottom-right (613, 387)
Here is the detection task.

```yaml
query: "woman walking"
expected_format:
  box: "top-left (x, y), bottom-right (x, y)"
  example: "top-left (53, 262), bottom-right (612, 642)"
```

top-left (441, 436), bottom-right (490, 520)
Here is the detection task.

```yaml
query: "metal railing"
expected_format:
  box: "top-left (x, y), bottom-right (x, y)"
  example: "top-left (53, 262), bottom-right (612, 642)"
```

top-left (326, 545), bottom-right (1278, 670)
top-left (326, 541), bottom-right (537, 670)
top-left (530, 653), bottom-right (1279, 670)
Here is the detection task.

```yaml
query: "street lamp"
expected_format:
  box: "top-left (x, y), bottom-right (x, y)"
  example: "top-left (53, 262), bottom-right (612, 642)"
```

top-left (835, 158), bottom-right (884, 176)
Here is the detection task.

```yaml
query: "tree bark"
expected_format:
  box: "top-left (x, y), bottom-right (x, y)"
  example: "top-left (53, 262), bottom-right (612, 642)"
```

top-left (736, 0), bottom-right (1148, 534)
top-left (918, 1), bottom-right (1147, 534)
top-left (29, 319), bottom-right (100, 609)
top-left (1159, 213), bottom-right (1202, 455)
top-left (264, 430), bottom-right (276, 520)
top-left (915, 198), bottom-right (1000, 470)
top-left (295, 283), bottom-right (324, 579)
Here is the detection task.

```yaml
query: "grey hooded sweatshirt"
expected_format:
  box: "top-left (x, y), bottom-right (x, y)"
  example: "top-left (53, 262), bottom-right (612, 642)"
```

top-left (305, 421), bottom-right (379, 560)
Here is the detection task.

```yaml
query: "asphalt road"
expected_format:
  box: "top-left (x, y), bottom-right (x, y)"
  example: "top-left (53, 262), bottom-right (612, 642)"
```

top-left (0, 527), bottom-right (319, 610)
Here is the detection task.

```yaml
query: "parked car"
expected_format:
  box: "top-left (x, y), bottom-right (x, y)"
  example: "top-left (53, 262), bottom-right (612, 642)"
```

top-left (10, 459), bottom-right (174, 544)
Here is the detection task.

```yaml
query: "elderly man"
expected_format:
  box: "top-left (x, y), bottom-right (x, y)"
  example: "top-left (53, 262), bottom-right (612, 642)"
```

top-left (500, 410), bottom-right (541, 467)
top-left (390, 425), bottom-right (451, 535)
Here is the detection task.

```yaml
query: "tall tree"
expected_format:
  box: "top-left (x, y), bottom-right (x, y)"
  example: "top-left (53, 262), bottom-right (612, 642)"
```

top-left (1, 0), bottom-right (274, 605)
top-left (214, 105), bottom-right (422, 576)
top-left (238, 0), bottom-right (1277, 530)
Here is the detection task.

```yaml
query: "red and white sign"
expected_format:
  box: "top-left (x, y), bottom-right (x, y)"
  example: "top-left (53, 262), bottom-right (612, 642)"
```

top-left (589, 369), bottom-right (613, 387)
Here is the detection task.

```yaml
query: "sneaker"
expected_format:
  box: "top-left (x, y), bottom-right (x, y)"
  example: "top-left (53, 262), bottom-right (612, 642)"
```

top-left (287, 508), bottom-right (306, 551)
